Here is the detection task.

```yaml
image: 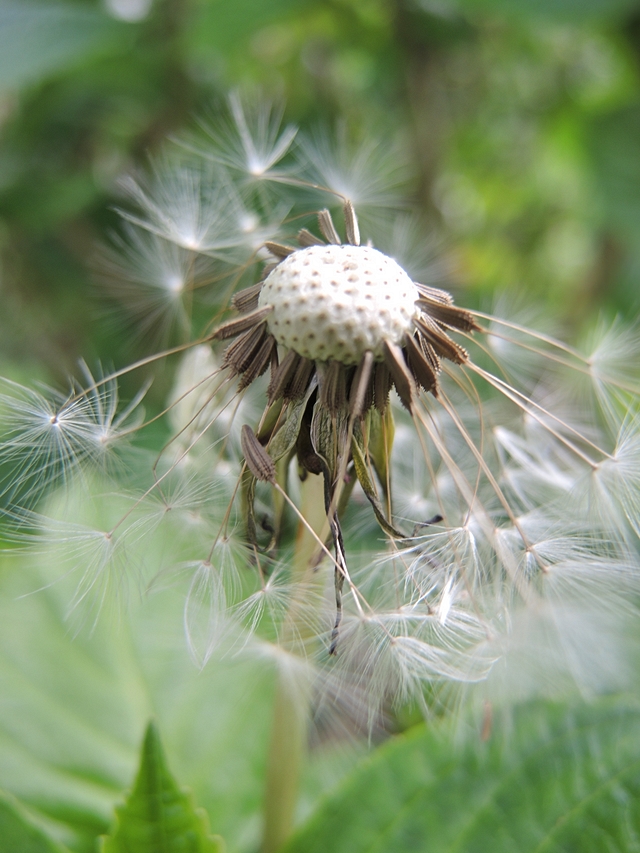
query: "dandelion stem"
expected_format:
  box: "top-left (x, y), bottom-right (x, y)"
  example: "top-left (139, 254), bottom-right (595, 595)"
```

top-left (262, 673), bottom-right (308, 853)
top-left (262, 472), bottom-right (327, 853)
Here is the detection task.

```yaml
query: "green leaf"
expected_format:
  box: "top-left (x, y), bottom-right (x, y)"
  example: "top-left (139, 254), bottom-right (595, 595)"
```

top-left (0, 508), bottom-right (354, 853)
top-left (284, 698), bottom-right (640, 853)
top-left (0, 542), bottom-right (273, 853)
top-left (0, 1), bottom-right (124, 90)
top-left (588, 106), bottom-right (640, 239)
top-left (100, 723), bottom-right (223, 853)
top-left (0, 791), bottom-right (71, 853)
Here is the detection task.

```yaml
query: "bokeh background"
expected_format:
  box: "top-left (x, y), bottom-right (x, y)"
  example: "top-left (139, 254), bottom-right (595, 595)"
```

top-left (2, 0), bottom-right (640, 388)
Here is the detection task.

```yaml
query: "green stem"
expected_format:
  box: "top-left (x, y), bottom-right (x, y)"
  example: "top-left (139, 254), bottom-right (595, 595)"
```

top-left (261, 472), bottom-right (327, 853)
top-left (262, 673), bottom-right (308, 853)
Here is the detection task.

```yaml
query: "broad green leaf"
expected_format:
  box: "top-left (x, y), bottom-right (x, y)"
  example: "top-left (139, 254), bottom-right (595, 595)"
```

top-left (0, 790), bottom-right (71, 853)
top-left (0, 2), bottom-right (124, 90)
top-left (0, 548), bottom-right (271, 853)
top-left (284, 698), bottom-right (640, 853)
top-left (100, 723), bottom-right (223, 853)
top-left (0, 498), bottom-right (356, 853)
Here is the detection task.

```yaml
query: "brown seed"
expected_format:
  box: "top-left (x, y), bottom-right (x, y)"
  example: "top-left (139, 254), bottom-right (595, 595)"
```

top-left (320, 360), bottom-right (347, 415)
top-left (383, 341), bottom-right (416, 410)
top-left (264, 241), bottom-right (296, 259)
top-left (222, 324), bottom-right (268, 374)
top-left (404, 333), bottom-right (439, 395)
top-left (241, 425), bottom-right (276, 483)
top-left (214, 305), bottom-right (273, 340)
top-left (373, 361), bottom-right (393, 413)
top-left (349, 351), bottom-right (374, 417)
top-left (297, 228), bottom-right (325, 248)
top-left (238, 335), bottom-right (277, 390)
top-left (343, 199), bottom-right (360, 247)
top-left (318, 209), bottom-right (342, 245)
top-left (414, 283), bottom-right (454, 305)
top-left (414, 315), bottom-right (469, 364)
top-left (267, 349), bottom-right (300, 403)
top-left (285, 356), bottom-right (314, 401)
top-left (231, 282), bottom-right (263, 313)
top-left (417, 297), bottom-right (480, 332)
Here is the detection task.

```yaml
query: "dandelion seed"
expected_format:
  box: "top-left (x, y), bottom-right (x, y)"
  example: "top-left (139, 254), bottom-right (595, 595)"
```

top-left (118, 159), bottom-right (250, 256)
top-left (0, 367), bottom-right (143, 508)
top-left (185, 92), bottom-right (298, 182)
top-left (5, 498), bottom-right (149, 631)
top-left (97, 225), bottom-right (204, 345)
top-left (297, 126), bottom-right (411, 223)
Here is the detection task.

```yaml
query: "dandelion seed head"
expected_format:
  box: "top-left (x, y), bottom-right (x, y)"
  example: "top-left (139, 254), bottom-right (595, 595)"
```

top-left (259, 245), bottom-right (420, 364)
top-left (97, 226), bottom-right (201, 344)
top-left (4, 99), bottom-right (640, 721)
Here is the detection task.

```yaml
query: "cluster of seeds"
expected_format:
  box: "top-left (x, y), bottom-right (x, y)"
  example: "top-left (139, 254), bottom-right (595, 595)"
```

top-left (258, 245), bottom-right (420, 364)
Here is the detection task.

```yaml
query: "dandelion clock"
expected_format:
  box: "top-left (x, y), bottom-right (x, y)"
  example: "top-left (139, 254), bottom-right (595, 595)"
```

top-left (1, 92), bottom-right (640, 852)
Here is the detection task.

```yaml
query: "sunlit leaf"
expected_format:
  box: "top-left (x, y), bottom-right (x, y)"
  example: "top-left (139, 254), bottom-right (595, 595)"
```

top-left (0, 535), bottom-right (354, 853)
top-left (186, 0), bottom-right (314, 53)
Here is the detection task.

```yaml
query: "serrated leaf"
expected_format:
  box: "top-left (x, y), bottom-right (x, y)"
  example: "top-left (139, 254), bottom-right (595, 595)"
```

top-left (100, 722), bottom-right (224, 853)
top-left (284, 698), bottom-right (640, 853)
top-left (0, 790), bottom-right (71, 853)
top-left (0, 1), bottom-right (124, 90)
top-left (0, 537), bottom-right (281, 853)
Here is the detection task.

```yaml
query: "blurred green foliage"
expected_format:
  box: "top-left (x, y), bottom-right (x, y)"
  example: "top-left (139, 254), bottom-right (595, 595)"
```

top-left (1, 0), bottom-right (639, 389)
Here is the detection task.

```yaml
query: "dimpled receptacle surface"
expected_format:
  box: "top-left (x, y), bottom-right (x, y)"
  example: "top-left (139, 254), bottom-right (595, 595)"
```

top-left (258, 245), bottom-right (420, 364)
